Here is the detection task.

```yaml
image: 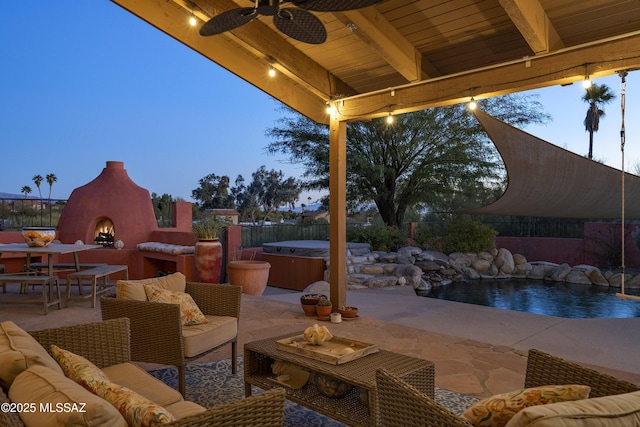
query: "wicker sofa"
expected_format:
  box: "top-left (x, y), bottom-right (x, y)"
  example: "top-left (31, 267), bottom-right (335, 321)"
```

top-left (0, 318), bottom-right (285, 427)
top-left (100, 273), bottom-right (242, 396)
top-left (377, 348), bottom-right (640, 427)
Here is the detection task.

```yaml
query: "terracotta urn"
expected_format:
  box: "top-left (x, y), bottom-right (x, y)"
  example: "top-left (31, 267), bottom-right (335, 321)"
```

top-left (227, 260), bottom-right (271, 296)
top-left (195, 238), bottom-right (223, 283)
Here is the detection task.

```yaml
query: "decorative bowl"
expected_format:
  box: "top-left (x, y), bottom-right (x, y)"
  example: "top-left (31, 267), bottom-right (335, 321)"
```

top-left (21, 227), bottom-right (56, 247)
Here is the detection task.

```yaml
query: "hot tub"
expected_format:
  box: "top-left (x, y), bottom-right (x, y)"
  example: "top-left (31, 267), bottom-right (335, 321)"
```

top-left (262, 240), bottom-right (370, 290)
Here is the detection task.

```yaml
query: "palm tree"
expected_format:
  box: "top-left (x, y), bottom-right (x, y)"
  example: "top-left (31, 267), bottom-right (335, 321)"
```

top-left (46, 173), bottom-right (57, 202)
top-left (21, 186), bottom-right (32, 198)
top-left (32, 174), bottom-right (43, 224)
top-left (46, 173), bottom-right (57, 225)
top-left (582, 83), bottom-right (615, 159)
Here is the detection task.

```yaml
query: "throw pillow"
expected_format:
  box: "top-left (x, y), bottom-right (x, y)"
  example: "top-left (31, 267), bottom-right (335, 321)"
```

top-left (94, 380), bottom-right (175, 427)
top-left (144, 284), bottom-right (208, 326)
top-left (461, 384), bottom-right (591, 427)
top-left (117, 272), bottom-right (187, 301)
top-left (50, 344), bottom-right (109, 390)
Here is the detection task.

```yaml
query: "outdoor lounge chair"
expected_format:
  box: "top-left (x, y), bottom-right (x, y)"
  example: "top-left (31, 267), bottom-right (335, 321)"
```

top-left (0, 318), bottom-right (285, 427)
top-left (376, 348), bottom-right (640, 427)
top-left (100, 276), bottom-right (242, 396)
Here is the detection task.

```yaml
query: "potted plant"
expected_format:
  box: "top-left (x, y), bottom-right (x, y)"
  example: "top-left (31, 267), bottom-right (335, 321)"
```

top-left (315, 296), bottom-right (332, 318)
top-left (227, 247), bottom-right (271, 296)
top-left (338, 305), bottom-right (359, 318)
top-left (193, 217), bottom-right (229, 283)
top-left (300, 294), bottom-right (327, 317)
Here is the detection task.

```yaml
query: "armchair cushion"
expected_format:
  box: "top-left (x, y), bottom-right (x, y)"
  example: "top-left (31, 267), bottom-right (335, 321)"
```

top-left (505, 390), bottom-right (640, 427)
top-left (144, 285), bottom-right (208, 326)
top-left (462, 385), bottom-right (591, 427)
top-left (116, 272), bottom-right (186, 301)
top-left (0, 321), bottom-right (63, 389)
top-left (182, 315), bottom-right (237, 357)
top-left (9, 365), bottom-right (127, 427)
top-left (102, 363), bottom-right (183, 408)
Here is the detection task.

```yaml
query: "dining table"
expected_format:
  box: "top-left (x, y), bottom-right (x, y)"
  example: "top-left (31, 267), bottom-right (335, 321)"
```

top-left (0, 243), bottom-right (101, 276)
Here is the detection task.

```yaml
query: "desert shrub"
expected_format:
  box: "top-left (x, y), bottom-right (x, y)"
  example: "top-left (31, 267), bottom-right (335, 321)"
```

top-left (440, 221), bottom-right (497, 253)
top-left (346, 224), bottom-right (405, 252)
top-left (413, 223), bottom-right (445, 250)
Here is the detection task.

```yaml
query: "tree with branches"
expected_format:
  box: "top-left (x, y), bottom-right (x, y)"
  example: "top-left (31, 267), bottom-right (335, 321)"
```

top-left (266, 94), bottom-right (550, 226)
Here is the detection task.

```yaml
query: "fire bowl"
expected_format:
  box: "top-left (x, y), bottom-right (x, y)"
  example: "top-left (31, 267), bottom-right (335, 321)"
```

top-left (21, 227), bottom-right (56, 247)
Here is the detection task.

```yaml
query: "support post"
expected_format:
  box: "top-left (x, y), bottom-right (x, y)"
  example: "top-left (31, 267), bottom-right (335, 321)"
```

top-left (329, 114), bottom-right (347, 309)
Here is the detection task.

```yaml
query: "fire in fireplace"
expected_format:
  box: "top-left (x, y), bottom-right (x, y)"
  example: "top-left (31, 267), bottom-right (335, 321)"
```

top-left (94, 218), bottom-right (115, 247)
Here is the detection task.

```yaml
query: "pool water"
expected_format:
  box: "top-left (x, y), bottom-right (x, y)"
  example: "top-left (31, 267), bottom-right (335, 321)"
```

top-left (419, 279), bottom-right (640, 318)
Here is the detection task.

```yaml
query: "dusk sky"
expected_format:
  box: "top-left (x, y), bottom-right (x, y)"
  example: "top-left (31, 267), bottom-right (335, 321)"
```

top-left (2, 1), bottom-right (639, 204)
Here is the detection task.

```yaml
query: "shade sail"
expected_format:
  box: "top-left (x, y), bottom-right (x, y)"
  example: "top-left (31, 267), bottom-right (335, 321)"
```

top-left (465, 109), bottom-right (640, 219)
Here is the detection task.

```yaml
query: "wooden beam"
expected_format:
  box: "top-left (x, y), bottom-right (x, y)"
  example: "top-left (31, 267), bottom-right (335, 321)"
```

top-left (188, 0), bottom-right (356, 100)
top-left (329, 114), bottom-right (347, 309)
top-left (336, 8), bottom-right (440, 82)
top-left (499, 0), bottom-right (563, 54)
top-left (338, 32), bottom-right (640, 121)
top-left (111, 0), bottom-right (340, 123)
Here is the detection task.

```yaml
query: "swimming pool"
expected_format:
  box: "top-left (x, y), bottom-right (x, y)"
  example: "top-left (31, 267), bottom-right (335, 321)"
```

top-left (418, 279), bottom-right (640, 318)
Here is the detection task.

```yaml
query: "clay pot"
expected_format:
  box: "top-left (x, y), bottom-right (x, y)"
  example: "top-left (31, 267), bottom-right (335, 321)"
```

top-left (195, 238), bottom-right (223, 283)
top-left (300, 294), bottom-right (326, 317)
top-left (316, 302), bottom-right (332, 318)
top-left (338, 306), bottom-right (358, 318)
top-left (227, 260), bottom-right (271, 296)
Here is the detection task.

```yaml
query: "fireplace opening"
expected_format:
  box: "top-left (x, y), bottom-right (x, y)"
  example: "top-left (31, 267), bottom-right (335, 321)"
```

top-left (94, 218), bottom-right (115, 247)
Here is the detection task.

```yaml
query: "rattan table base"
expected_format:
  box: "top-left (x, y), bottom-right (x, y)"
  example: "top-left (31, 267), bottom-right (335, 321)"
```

top-left (244, 332), bottom-right (434, 427)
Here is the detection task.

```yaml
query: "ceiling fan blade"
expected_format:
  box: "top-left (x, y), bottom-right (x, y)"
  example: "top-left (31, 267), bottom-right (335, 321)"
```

top-left (199, 8), bottom-right (256, 36)
top-left (290, 0), bottom-right (386, 12)
top-left (274, 8), bottom-right (327, 44)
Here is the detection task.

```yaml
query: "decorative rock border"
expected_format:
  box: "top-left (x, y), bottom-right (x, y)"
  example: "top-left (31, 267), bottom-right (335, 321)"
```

top-left (322, 246), bottom-right (640, 292)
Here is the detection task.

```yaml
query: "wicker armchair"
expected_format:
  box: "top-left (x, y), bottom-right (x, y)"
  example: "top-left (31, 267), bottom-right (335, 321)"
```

top-left (100, 282), bottom-right (242, 396)
top-left (1, 318), bottom-right (286, 427)
top-left (376, 348), bottom-right (640, 427)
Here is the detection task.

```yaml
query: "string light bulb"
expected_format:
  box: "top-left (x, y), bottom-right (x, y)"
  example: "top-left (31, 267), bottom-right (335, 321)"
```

top-left (582, 76), bottom-right (592, 88)
top-left (268, 65), bottom-right (276, 77)
top-left (468, 97), bottom-right (477, 110)
top-left (326, 104), bottom-right (337, 116)
top-left (189, 15), bottom-right (197, 27)
top-left (386, 113), bottom-right (394, 124)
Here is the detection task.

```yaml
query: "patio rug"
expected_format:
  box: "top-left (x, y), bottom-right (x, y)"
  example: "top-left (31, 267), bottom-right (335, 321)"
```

top-left (149, 357), bottom-right (479, 426)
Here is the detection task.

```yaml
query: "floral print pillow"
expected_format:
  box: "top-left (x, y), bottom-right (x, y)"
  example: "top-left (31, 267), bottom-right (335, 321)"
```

top-left (461, 384), bottom-right (591, 427)
top-left (143, 285), bottom-right (208, 326)
top-left (50, 344), bottom-right (109, 390)
top-left (94, 380), bottom-right (175, 427)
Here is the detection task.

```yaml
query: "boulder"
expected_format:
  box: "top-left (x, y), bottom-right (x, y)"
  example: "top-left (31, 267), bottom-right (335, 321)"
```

top-left (460, 267), bottom-right (480, 279)
top-left (478, 251), bottom-right (494, 261)
top-left (359, 265), bottom-right (384, 275)
top-left (494, 248), bottom-right (515, 274)
top-left (528, 263), bottom-right (552, 279)
top-left (420, 250), bottom-right (449, 263)
top-left (364, 276), bottom-right (399, 288)
top-left (545, 263), bottom-right (572, 282)
top-left (393, 264), bottom-right (423, 287)
top-left (624, 274), bottom-right (640, 289)
top-left (587, 269), bottom-right (609, 287)
top-left (608, 273), bottom-right (633, 288)
top-left (471, 258), bottom-right (492, 271)
top-left (513, 253), bottom-right (527, 265)
top-left (415, 260), bottom-right (441, 272)
top-left (564, 268), bottom-right (593, 285)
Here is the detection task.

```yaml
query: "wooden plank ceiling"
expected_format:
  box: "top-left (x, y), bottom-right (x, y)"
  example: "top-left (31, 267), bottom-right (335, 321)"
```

top-left (112, 0), bottom-right (640, 123)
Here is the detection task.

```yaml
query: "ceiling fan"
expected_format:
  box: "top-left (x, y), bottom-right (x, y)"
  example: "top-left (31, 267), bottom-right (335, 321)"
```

top-left (199, 0), bottom-right (386, 44)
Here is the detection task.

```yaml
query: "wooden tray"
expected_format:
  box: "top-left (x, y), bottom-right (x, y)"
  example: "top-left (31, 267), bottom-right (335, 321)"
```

top-left (276, 334), bottom-right (379, 365)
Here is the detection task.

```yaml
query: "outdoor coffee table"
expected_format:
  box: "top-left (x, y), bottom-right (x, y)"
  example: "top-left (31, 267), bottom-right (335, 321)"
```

top-left (244, 332), bottom-right (434, 427)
